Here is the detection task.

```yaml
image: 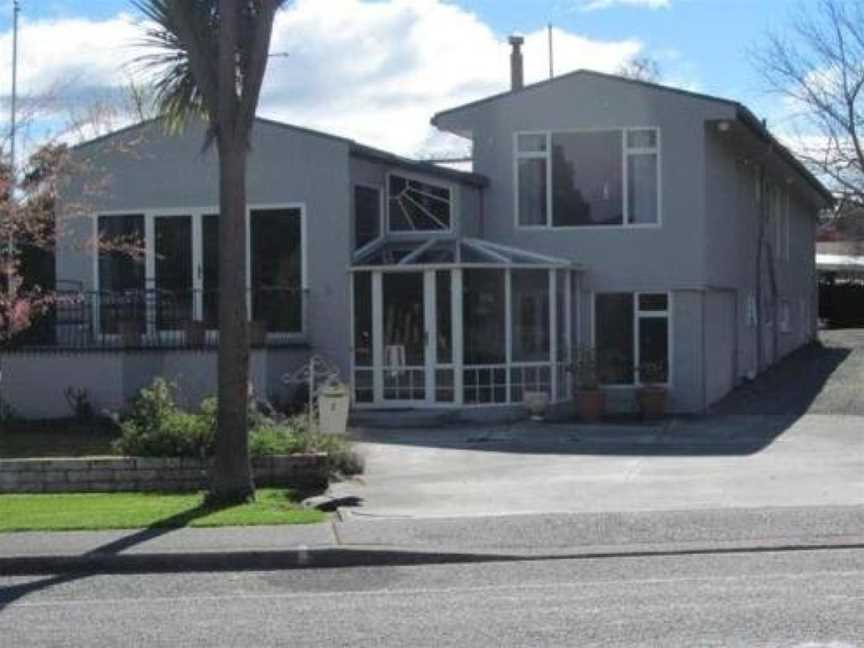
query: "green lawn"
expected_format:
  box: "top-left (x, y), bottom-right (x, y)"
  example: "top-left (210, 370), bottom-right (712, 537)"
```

top-left (0, 489), bottom-right (325, 532)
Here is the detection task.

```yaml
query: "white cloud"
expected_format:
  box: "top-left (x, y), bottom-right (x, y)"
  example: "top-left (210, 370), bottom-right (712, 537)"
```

top-left (0, 0), bottom-right (645, 157)
top-left (579, 0), bottom-right (671, 11)
top-left (259, 0), bottom-right (642, 154)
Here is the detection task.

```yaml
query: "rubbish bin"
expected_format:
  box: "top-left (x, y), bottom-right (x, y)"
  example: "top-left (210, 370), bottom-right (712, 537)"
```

top-left (318, 383), bottom-right (350, 435)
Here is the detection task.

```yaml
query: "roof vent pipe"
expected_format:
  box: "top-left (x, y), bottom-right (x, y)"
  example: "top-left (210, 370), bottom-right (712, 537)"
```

top-left (509, 34), bottom-right (525, 91)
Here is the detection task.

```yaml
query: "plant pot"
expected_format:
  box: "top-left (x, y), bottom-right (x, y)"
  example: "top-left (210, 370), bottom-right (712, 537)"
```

top-left (523, 390), bottom-right (550, 421)
top-left (118, 320), bottom-right (142, 348)
top-left (638, 386), bottom-right (667, 420)
top-left (185, 320), bottom-right (207, 347)
top-left (249, 320), bottom-right (267, 347)
top-left (574, 389), bottom-right (605, 422)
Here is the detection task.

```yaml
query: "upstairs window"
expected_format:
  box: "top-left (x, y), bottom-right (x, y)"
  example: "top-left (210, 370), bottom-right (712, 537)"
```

top-left (354, 185), bottom-right (381, 250)
top-left (388, 174), bottom-right (452, 232)
top-left (516, 128), bottom-right (660, 228)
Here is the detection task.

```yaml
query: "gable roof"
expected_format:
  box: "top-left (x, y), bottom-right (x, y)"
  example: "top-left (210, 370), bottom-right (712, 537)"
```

top-left (72, 115), bottom-right (487, 188)
top-left (432, 69), bottom-right (833, 206)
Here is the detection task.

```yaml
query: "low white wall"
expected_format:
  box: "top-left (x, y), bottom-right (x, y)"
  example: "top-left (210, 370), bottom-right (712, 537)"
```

top-left (0, 347), bottom-right (311, 419)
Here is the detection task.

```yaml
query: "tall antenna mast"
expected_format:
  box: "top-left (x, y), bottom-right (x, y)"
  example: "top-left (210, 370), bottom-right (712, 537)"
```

top-left (547, 23), bottom-right (554, 79)
top-left (7, 0), bottom-right (19, 299)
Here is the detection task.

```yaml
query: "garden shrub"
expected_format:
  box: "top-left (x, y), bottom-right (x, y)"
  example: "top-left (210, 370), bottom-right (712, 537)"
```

top-left (113, 379), bottom-right (214, 458)
top-left (113, 379), bottom-right (364, 476)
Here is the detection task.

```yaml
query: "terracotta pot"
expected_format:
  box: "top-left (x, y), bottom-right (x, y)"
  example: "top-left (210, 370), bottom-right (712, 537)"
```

top-left (638, 386), bottom-right (667, 420)
top-left (574, 389), bottom-right (605, 422)
top-left (185, 320), bottom-right (207, 347)
top-left (249, 320), bottom-right (268, 347)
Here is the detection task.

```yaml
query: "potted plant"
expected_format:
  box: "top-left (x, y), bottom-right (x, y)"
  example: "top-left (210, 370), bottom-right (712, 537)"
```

top-left (637, 361), bottom-right (668, 420)
top-left (568, 346), bottom-right (605, 422)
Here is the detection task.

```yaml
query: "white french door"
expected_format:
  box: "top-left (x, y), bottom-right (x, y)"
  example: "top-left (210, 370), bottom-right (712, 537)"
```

top-left (355, 269), bottom-right (459, 407)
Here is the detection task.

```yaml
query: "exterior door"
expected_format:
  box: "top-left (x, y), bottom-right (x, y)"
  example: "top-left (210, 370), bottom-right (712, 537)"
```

top-left (380, 272), bottom-right (428, 404)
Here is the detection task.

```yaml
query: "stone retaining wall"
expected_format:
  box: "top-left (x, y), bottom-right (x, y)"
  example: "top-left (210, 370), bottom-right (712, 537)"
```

top-left (0, 455), bottom-right (328, 493)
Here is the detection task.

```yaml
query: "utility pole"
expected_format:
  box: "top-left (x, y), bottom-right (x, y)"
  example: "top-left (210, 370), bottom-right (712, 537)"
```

top-left (547, 23), bottom-right (554, 79)
top-left (7, 0), bottom-right (19, 299)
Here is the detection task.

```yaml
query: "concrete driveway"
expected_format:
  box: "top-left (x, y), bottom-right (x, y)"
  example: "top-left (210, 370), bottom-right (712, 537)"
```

top-left (331, 330), bottom-right (864, 518)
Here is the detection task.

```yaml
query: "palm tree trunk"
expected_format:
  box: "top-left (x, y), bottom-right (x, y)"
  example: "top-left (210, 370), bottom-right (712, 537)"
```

top-left (209, 134), bottom-right (254, 503)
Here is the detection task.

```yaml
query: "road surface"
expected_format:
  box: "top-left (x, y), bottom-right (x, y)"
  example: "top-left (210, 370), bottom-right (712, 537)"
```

top-left (1, 547), bottom-right (862, 647)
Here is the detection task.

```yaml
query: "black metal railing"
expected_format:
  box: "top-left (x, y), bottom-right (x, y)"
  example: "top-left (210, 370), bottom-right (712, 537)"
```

top-left (4, 286), bottom-right (304, 351)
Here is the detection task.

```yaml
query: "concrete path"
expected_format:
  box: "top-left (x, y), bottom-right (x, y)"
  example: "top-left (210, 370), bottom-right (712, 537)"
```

top-left (331, 414), bottom-right (864, 518)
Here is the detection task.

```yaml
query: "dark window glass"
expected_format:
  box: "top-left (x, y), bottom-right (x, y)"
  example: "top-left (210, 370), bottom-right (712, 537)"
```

top-left (154, 216), bottom-right (193, 330)
top-left (382, 272), bottom-right (425, 367)
top-left (202, 214), bottom-right (219, 329)
top-left (638, 317), bottom-right (669, 383)
top-left (353, 272), bottom-right (372, 367)
top-left (552, 131), bottom-right (623, 226)
top-left (596, 293), bottom-right (634, 385)
top-left (463, 269), bottom-right (505, 365)
top-left (98, 214), bottom-right (145, 335)
top-left (511, 269), bottom-right (550, 362)
top-left (638, 293), bottom-right (668, 312)
top-left (627, 153), bottom-right (659, 224)
top-left (517, 158), bottom-right (548, 225)
top-left (98, 214), bottom-right (145, 292)
top-left (388, 175), bottom-right (451, 231)
top-left (436, 271), bottom-right (452, 364)
top-left (354, 186), bottom-right (381, 250)
top-left (251, 208), bottom-right (302, 333)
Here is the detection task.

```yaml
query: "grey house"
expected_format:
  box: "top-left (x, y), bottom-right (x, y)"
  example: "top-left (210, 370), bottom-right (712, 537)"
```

top-left (5, 44), bottom-right (831, 419)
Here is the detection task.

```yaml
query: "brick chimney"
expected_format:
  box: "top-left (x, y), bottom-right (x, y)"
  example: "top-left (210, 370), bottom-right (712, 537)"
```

top-left (509, 34), bottom-right (525, 91)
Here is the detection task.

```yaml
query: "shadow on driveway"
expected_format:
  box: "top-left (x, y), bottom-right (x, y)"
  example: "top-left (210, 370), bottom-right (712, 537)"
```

top-left (710, 330), bottom-right (860, 417)
top-left (352, 330), bottom-right (862, 458)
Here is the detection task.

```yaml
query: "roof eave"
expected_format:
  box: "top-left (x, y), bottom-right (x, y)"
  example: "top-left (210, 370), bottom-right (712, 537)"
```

top-left (734, 105), bottom-right (834, 207)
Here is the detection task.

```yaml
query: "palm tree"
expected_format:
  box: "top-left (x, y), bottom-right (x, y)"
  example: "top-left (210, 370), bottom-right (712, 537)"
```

top-left (133, 0), bottom-right (285, 503)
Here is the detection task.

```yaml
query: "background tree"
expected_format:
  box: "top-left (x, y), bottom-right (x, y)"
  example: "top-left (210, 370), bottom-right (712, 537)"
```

top-left (754, 0), bottom-right (862, 206)
top-left (135, 0), bottom-right (285, 503)
top-left (617, 56), bottom-right (662, 83)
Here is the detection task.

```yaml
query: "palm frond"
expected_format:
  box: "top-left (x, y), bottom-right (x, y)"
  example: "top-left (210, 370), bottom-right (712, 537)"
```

top-left (130, 0), bottom-right (218, 133)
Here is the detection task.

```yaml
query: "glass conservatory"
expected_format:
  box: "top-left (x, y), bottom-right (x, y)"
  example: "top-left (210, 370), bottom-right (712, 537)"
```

top-left (350, 238), bottom-right (582, 408)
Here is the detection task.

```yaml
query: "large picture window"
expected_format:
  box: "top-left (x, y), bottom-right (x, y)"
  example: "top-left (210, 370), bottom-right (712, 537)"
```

top-left (96, 206), bottom-right (304, 338)
top-left (516, 128), bottom-right (660, 228)
top-left (388, 174), bottom-right (452, 232)
top-left (595, 292), bottom-right (670, 385)
top-left (251, 207), bottom-right (303, 334)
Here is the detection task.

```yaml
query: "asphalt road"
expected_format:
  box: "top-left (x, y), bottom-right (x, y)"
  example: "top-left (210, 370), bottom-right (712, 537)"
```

top-left (1, 548), bottom-right (862, 647)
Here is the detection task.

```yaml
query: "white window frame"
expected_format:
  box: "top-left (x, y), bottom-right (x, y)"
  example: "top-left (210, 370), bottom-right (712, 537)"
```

top-left (591, 291), bottom-right (673, 388)
top-left (514, 127), bottom-right (662, 230)
top-left (93, 202), bottom-right (307, 340)
top-left (385, 170), bottom-right (456, 236)
top-left (352, 183), bottom-right (385, 256)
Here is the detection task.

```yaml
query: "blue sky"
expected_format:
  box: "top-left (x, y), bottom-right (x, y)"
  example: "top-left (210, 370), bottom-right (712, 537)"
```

top-left (0, 0), bottom-right (810, 155)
